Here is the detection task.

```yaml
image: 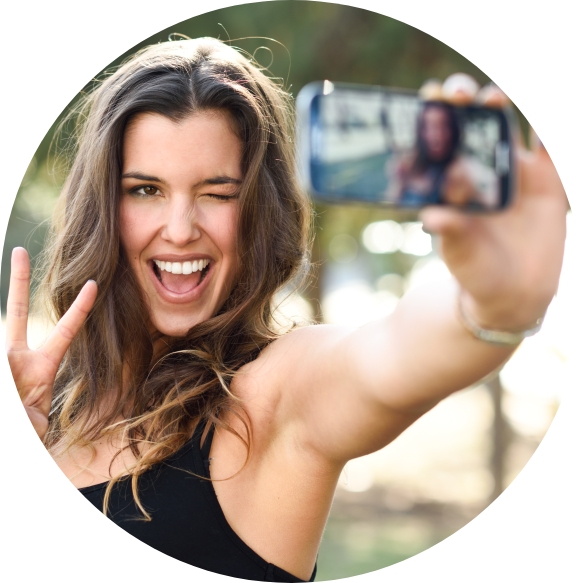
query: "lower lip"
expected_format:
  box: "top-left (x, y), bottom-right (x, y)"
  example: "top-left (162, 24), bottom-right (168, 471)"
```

top-left (148, 261), bottom-right (213, 304)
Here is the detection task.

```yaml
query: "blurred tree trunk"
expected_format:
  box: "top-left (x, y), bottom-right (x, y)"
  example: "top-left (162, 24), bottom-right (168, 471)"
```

top-left (486, 374), bottom-right (512, 503)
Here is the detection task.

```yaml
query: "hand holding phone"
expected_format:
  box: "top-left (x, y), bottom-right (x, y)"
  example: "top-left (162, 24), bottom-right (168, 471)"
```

top-left (297, 73), bottom-right (568, 333)
top-left (419, 76), bottom-right (568, 332)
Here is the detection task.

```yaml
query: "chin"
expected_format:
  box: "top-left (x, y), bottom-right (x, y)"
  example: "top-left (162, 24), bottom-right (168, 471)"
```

top-left (151, 313), bottom-right (210, 338)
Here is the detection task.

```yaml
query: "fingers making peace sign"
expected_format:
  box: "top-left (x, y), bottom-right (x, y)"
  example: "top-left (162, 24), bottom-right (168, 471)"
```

top-left (5, 247), bottom-right (97, 441)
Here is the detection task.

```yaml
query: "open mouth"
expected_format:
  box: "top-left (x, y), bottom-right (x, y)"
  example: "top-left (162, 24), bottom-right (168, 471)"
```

top-left (152, 259), bottom-right (211, 294)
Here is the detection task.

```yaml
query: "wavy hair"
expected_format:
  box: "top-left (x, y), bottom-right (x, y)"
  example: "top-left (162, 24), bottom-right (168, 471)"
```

top-left (38, 37), bottom-right (312, 517)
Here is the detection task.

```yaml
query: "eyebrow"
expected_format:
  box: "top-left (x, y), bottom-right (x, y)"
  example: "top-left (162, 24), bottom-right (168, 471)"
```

top-left (121, 171), bottom-right (242, 186)
top-left (203, 176), bottom-right (243, 186)
top-left (121, 171), bottom-right (164, 182)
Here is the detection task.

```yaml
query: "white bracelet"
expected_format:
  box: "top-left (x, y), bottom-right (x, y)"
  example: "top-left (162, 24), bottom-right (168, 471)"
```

top-left (457, 295), bottom-right (545, 347)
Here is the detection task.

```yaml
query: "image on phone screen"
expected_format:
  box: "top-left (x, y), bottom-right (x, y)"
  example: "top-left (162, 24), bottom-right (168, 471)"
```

top-left (302, 84), bottom-right (512, 210)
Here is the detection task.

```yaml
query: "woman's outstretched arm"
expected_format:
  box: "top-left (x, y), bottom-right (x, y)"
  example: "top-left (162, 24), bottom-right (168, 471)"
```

top-left (262, 77), bottom-right (568, 464)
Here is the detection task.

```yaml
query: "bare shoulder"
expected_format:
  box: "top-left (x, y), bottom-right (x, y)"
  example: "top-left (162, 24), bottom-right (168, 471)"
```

top-left (231, 323), bottom-right (352, 427)
top-left (235, 324), bottom-right (352, 391)
top-left (231, 317), bottom-right (421, 466)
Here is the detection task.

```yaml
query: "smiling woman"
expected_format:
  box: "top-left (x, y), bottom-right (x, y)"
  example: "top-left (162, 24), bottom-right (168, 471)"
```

top-left (5, 36), bottom-right (567, 582)
top-left (120, 112), bottom-right (243, 336)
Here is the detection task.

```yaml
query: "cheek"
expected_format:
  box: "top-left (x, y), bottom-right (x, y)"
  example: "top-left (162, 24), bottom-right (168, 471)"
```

top-left (212, 208), bottom-right (241, 286)
top-left (209, 206), bottom-right (239, 257)
top-left (119, 211), bottom-right (137, 258)
top-left (225, 213), bottom-right (240, 266)
top-left (118, 200), bottom-right (151, 259)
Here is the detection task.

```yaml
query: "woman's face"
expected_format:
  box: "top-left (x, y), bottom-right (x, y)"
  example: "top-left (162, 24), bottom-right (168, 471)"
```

top-left (119, 110), bottom-right (243, 337)
top-left (420, 106), bottom-right (453, 161)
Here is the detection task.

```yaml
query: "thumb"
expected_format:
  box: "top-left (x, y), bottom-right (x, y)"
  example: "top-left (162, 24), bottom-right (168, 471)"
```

top-left (419, 206), bottom-right (473, 238)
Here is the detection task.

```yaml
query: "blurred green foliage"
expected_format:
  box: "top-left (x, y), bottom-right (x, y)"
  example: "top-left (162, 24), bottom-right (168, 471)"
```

top-left (2, 1), bottom-right (494, 311)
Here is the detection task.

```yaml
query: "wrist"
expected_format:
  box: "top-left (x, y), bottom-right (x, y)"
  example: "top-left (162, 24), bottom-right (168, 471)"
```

top-left (457, 290), bottom-right (547, 346)
top-left (458, 289), bottom-right (548, 331)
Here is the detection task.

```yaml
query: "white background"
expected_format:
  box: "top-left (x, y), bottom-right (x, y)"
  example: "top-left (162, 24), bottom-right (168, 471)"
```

top-left (1, 1), bottom-right (581, 581)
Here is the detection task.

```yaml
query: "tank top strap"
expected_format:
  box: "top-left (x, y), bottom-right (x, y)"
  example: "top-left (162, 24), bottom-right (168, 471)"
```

top-left (191, 417), bottom-right (215, 460)
top-left (201, 423), bottom-right (215, 459)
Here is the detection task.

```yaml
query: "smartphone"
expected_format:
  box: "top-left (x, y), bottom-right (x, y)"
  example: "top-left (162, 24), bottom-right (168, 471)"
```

top-left (296, 81), bottom-right (514, 211)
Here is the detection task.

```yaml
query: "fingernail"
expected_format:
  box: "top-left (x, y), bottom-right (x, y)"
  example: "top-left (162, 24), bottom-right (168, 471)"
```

top-left (419, 79), bottom-right (443, 101)
top-left (442, 73), bottom-right (480, 101)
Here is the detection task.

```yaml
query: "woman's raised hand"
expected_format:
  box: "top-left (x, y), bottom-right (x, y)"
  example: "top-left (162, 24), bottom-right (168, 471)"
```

top-left (419, 74), bottom-right (569, 332)
top-left (5, 247), bottom-right (97, 441)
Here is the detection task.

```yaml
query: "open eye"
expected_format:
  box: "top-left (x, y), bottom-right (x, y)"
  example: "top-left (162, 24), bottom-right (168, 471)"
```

top-left (130, 185), bottom-right (161, 197)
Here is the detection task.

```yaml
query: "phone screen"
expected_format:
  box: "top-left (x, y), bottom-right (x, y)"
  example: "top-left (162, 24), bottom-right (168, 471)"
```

top-left (301, 83), bottom-right (513, 210)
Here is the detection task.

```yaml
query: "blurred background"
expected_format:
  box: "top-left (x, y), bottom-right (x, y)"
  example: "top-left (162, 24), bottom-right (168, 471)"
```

top-left (1, 2), bottom-right (576, 580)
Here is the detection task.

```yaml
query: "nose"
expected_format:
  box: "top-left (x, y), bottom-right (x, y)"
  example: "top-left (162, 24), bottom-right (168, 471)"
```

top-left (160, 197), bottom-right (202, 247)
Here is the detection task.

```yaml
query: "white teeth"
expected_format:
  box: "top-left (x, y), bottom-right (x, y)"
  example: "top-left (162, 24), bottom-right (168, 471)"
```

top-left (154, 259), bottom-right (210, 275)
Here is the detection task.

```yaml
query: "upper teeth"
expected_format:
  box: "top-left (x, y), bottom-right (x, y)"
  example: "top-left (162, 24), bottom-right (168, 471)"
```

top-left (154, 259), bottom-right (210, 275)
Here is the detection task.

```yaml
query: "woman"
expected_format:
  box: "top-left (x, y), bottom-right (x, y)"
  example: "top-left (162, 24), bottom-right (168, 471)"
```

top-left (6, 38), bottom-right (567, 581)
top-left (386, 100), bottom-right (498, 208)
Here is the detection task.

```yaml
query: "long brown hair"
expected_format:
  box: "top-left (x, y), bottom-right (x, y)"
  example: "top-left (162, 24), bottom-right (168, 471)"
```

top-left (38, 37), bottom-right (312, 517)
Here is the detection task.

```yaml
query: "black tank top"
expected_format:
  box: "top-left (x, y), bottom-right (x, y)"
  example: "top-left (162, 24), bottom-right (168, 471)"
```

top-left (79, 422), bottom-right (316, 582)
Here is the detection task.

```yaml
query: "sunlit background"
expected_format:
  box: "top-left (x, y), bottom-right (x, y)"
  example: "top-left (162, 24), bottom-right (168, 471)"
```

top-left (276, 210), bottom-right (576, 578)
top-left (1, 3), bottom-right (575, 580)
